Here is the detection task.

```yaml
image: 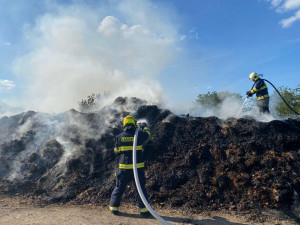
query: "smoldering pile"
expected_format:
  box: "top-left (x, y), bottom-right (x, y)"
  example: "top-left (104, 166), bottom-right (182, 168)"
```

top-left (0, 97), bottom-right (299, 213)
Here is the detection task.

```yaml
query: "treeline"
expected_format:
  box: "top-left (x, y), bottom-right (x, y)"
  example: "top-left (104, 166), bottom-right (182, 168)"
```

top-left (78, 85), bottom-right (299, 118)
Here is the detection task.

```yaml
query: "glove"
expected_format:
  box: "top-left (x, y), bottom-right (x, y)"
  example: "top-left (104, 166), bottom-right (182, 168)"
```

top-left (141, 123), bottom-right (151, 136)
top-left (140, 122), bottom-right (148, 129)
top-left (114, 147), bottom-right (120, 154)
top-left (246, 91), bottom-right (253, 97)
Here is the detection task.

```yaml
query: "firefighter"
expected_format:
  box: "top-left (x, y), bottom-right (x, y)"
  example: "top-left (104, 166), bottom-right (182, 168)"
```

top-left (109, 116), bottom-right (151, 218)
top-left (246, 72), bottom-right (270, 114)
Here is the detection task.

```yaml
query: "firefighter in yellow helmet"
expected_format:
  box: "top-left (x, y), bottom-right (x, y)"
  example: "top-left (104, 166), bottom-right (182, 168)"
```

top-left (109, 116), bottom-right (151, 218)
top-left (246, 72), bottom-right (270, 114)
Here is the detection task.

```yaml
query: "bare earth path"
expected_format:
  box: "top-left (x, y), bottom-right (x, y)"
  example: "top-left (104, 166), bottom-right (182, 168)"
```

top-left (0, 195), bottom-right (298, 225)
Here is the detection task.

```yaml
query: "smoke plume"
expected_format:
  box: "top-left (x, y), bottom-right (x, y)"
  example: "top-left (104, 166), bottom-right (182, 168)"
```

top-left (13, 0), bottom-right (179, 113)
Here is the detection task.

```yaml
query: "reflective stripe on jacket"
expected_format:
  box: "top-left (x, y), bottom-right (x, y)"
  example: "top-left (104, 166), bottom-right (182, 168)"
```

top-left (119, 162), bottom-right (145, 169)
top-left (250, 79), bottom-right (269, 101)
top-left (115, 127), bottom-right (150, 169)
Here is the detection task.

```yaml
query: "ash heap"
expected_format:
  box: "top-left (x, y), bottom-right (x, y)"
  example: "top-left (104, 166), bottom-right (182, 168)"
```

top-left (0, 97), bottom-right (299, 213)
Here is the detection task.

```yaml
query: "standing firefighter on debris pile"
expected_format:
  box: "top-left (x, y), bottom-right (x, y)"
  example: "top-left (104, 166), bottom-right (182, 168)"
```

top-left (246, 72), bottom-right (270, 114)
top-left (109, 116), bottom-right (151, 218)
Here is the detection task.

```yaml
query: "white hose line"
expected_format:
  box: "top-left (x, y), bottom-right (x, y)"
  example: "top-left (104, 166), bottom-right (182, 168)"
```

top-left (133, 126), bottom-right (172, 225)
top-left (236, 97), bottom-right (248, 117)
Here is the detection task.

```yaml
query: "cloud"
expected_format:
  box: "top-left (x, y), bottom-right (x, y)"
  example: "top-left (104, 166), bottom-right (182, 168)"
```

top-left (0, 79), bottom-right (15, 90)
top-left (280, 9), bottom-right (300, 27)
top-left (280, 0), bottom-right (300, 11)
top-left (265, 0), bottom-right (300, 27)
top-left (13, 0), bottom-right (179, 113)
top-left (267, 0), bottom-right (283, 7)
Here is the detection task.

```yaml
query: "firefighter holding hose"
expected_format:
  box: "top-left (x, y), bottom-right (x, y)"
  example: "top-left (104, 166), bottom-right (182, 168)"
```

top-left (246, 72), bottom-right (270, 114)
top-left (109, 116), bottom-right (151, 218)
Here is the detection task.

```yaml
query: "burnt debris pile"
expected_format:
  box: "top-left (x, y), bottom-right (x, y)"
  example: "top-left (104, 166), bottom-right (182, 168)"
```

top-left (0, 97), bottom-right (299, 212)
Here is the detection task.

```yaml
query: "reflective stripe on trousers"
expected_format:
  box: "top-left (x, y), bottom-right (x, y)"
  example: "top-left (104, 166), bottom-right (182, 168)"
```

top-left (109, 206), bottom-right (119, 211)
top-left (110, 168), bottom-right (148, 209)
top-left (140, 207), bottom-right (149, 213)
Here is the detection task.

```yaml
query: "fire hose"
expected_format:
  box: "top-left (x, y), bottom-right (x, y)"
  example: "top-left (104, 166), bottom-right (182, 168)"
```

top-left (262, 79), bottom-right (299, 116)
top-left (133, 125), bottom-right (172, 225)
top-left (239, 78), bottom-right (300, 116)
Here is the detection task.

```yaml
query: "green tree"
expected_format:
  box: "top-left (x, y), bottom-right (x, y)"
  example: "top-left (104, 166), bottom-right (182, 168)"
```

top-left (195, 91), bottom-right (242, 108)
top-left (274, 85), bottom-right (300, 118)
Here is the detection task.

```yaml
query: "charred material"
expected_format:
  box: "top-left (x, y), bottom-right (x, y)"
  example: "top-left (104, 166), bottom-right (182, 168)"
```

top-left (0, 97), bottom-right (299, 214)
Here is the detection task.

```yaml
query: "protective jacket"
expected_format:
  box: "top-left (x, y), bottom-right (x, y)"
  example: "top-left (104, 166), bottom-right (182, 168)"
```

top-left (250, 78), bottom-right (269, 100)
top-left (110, 125), bottom-right (151, 213)
top-left (114, 126), bottom-right (150, 169)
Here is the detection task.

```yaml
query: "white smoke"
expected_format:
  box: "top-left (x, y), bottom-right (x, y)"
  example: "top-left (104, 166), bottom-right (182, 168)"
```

top-left (184, 92), bottom-right (277, 122)
top-left (13, 0), bottom-right (179, 113)
top-left (5, 107), bottom-right (120, 181)
top-left (188, 95), bottom-right (243, 119)
top-left (0, 101), bottom-right (24, 118)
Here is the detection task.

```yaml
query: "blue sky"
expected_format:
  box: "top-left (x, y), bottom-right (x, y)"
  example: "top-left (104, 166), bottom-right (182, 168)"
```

top-left (158, 0), bottom-right (300, 103)
top-left (0, 0), bottom-right (299, 112)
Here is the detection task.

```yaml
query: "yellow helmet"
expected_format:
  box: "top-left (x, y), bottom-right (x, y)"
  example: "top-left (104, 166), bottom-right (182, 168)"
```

top-left (249, 72), bottom-right (259, 81)
top-left (123, 116), bottom-right (137, 128)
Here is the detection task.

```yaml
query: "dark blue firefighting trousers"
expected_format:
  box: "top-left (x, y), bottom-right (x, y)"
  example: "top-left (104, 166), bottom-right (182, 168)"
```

top-left (109, 168), bottom-right (149, 213)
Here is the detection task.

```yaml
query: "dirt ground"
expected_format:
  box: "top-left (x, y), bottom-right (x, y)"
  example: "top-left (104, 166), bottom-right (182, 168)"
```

top-left (0, 195), bottom-right (298, 225)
